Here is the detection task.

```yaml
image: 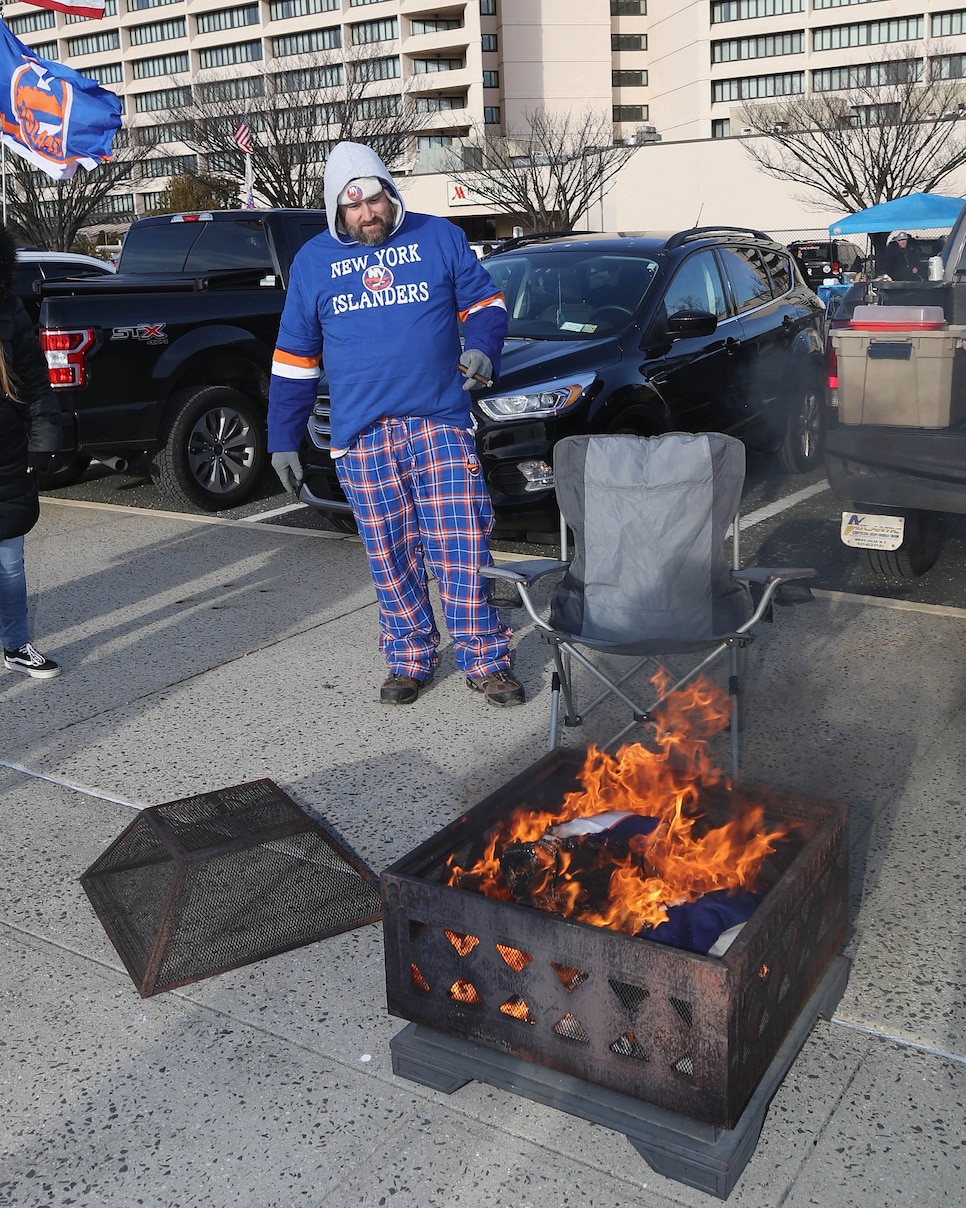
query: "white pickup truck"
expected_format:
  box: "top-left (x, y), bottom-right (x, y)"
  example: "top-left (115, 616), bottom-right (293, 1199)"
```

top-left (824, 210), bottom-right (966, 576)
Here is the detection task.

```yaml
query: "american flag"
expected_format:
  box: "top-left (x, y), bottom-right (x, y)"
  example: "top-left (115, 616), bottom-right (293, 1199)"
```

top-left (232, 119), bottom-right (253, 154)
top-left (21, 0), bottom-right (106, 16)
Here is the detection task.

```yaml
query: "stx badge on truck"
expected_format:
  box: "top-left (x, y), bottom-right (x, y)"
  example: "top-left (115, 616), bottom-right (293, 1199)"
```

top-left (111, 323), bottom-right (168, 344)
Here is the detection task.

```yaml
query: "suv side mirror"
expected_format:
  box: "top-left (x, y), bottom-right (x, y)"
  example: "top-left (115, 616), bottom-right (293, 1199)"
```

top-left (667, 309), bottom-right (718, 339)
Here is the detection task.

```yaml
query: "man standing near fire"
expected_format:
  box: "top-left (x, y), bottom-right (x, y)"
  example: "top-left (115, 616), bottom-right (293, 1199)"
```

top-left (268, 140), bottom-right (524, 708)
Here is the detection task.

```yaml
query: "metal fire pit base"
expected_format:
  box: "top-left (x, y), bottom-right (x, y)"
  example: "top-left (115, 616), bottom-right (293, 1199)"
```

top-left (391, 954), bottom-right (851, 1201)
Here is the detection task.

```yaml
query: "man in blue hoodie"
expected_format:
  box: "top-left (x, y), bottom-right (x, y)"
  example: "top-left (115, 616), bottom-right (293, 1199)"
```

top-left (268, 141), bottom-right (523, 707)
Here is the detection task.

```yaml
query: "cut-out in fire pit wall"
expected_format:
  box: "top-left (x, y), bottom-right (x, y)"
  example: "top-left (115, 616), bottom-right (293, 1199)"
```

top-left (382, 746), bottom-right (848, 1132)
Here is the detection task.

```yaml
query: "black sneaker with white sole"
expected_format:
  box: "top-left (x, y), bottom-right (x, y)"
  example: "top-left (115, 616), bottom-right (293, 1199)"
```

top-left (3, 643), bottom-right (62, 679)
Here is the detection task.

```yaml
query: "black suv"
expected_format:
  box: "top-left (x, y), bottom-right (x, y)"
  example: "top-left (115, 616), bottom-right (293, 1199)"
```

top-left (300, 227), bottom-right (827, 539)
top-left (787, 238), bottom-right (864, 289)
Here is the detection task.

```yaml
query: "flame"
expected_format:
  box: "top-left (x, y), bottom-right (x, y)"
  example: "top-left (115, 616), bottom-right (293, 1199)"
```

top-left (444, 673), bottom-right (789, 936)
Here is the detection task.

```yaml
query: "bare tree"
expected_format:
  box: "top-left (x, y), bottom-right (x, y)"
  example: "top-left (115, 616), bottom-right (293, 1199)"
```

top-left (740, 46), bottom-right (966, 214)
top-left (444, 108), bottom-right (637, 233)
top-left (159, 46), bottom-right (418, 210)
top-left (5, 130), bottom-right (153, 250)
top-left (146, 170), bottom-right (239, 214)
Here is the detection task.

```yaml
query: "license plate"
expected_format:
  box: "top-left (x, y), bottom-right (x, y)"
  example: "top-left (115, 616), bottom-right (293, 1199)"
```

top-left (841, 511), bottom-right (905, 551)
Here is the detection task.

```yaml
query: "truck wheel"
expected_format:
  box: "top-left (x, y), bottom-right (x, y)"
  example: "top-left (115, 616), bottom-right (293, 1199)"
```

top-left (778, 374), bottom-right (825, 473)
top-left (153, 385), bottom-right (267, 511)
top-left (861, 509), bottom-right (944, 578)
top-left (36, 453), bottom-right (92, 490)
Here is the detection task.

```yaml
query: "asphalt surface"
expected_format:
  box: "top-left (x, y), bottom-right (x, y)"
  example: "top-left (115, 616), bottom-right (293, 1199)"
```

top-left (41, 453), bottom-right (966, 611)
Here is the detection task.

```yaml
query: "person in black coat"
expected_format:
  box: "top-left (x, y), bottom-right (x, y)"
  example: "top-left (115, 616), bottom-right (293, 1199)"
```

top-left (0, 224), bottom-right (64, 678)
top-left (878, 231), bottom-right (923, 282)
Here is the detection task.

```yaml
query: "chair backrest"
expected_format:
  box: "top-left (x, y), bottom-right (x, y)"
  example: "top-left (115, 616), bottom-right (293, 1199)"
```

top-left (549, 432), bottom-right (749, 643)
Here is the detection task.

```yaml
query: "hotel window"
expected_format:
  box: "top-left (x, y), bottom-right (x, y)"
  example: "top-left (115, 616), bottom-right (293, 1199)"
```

top-left (78, 63), bottom-right (125, 84)
top-left (7, 10), bottom-right (55, 34)
top-left (142, 154), bottom-right (198, 178)
top-left (415, 94), bottom-right (467, 112)
top-left (932, 53), bottom-right (966, 80)
top-left (32, 41), bottom-right (59, 59)
top-left (480, 0), bottom-right (496, 14)
top-left (614, 104), bottom-right (647, 122)
top-left (612, 1), bottom-right (646, 13)
top-left (412, 18), bottom-right (462, 34)
top-left (137, 121), bottom-right (195, 144)
top-left (200, 76), bottom-right (266, 102)
top-left (813, 59), bottom-right (922, 90)
top-left (612, 34), bottom-right (647, 51)
top-left (92, 194), bottom-right (136, 216)
top-left (484, 105), bottom-right (500, 123)
top-left (933, 10), bottom-right (966, 36)
top-left (712, 32), bottom-right (804, 62)
top-left (613, 69), bottom-right (647, 86)
top-left (196, 6), bottom-right (259, 34)
top-left (140, 192), bottom-right (166, 211)
top-left (413, 57), bottom-right (464, 73)
top-left (135, 85), bottom-right (193, 111)
top-left (67, 31), bottom-right (120, 55)
top-left (712, 118), bottom-right (732, 137)
top-left (812, 18), bottom-right (924, 50)
top-left (483, 70), bottom-right (499, 87)
top-left (712, 71), bottom-right (804, 101)
top-left (270, 0), bottom-right (338, 16)
top-left (351, 18), bottom-right (398, 44)
top-left (482, 34), bottom-right (497, 51)
top-left (274, 28), bottom-right (343, 55)
top-left (711, 0), bottom-right (802, 22)
top-left (353, 56), bottom-right (400, 81)
top-left (129, 19), bottom-right (187, 46)
top-left (127, 0), bottom-right (180, 8)
top-left (198, 41), bottom-right (263, 69)
top-left (277, 65), bottom-right (343, 90)
top-left (133, 52), bottom-right (190, 78)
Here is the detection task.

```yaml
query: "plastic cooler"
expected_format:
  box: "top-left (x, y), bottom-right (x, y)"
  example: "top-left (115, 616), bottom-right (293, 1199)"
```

top-left (831, 306), bottom-right (966, 427)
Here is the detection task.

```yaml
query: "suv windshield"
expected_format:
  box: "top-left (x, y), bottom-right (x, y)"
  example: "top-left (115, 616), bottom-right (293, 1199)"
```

top-left (483, 249), bottom-right (659, 339)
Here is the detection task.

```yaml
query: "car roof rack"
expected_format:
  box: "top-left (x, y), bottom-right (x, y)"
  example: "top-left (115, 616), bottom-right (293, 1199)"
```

top-left (663, 226), bottom-right (776, 250)
top-left (494, 231), bottom-right (576, 253)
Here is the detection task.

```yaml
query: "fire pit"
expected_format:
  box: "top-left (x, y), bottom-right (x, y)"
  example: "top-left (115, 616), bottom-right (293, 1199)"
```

top-left (381, 725), bottom-right (849, 1196)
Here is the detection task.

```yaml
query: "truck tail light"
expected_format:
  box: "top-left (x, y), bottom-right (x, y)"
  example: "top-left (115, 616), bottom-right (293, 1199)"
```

top-left (41, 328), bottom-right (95, 388)
top-left (825, 339), bottom-right (839, 412)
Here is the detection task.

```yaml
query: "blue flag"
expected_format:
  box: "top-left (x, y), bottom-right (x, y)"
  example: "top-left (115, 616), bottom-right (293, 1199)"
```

top-left (0, 21), bottom-right (121, 179)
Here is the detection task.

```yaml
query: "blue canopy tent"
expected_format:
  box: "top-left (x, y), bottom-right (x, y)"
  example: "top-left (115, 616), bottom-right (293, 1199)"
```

top-left (829, 192), bottom-right (964, 235)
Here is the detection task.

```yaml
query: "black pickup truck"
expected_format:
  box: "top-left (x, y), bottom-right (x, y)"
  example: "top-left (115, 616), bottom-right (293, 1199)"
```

top-left (37, 208), bottom-right (327, 509)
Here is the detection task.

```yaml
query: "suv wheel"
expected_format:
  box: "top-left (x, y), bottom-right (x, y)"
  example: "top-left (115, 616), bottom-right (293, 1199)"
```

top-left (153, 384), bottom-right (267, 510)
top-left (606, 404), bottom-right (664, 439)
top-left (779, 373), bottom-right (825, 473)
top-left (861, 509), bottom-right (944, 578)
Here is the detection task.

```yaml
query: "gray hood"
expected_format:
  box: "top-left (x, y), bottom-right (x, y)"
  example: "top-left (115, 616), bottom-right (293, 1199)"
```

top-left (323, 141), bottom-right (405, 244)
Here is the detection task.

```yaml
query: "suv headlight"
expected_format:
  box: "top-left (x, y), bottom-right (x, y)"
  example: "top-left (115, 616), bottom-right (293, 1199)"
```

top-left (477, 373), bottom-right (595, 421)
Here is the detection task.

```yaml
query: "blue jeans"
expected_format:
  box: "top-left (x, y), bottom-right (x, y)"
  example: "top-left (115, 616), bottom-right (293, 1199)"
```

top-left (0, 536), bottom-right (29, 651)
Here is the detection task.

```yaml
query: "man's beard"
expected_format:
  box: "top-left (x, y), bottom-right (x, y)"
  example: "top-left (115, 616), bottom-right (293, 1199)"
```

top-left (345, 213), bottom-right (393, 246)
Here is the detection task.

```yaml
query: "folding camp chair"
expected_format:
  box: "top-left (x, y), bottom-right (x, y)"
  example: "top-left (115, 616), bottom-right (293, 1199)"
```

top-left (480, 432), bottom-right (816, 778)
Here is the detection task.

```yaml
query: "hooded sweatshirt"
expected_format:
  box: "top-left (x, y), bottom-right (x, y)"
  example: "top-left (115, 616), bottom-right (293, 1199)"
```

top-left (268, 142), bottom-right (508, 453)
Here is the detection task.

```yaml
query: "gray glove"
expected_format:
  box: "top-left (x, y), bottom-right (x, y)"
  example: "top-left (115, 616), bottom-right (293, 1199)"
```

top-left (271, 451), bottom-right (303, 494)
top-left (458, 348), bottom-right (493, 391)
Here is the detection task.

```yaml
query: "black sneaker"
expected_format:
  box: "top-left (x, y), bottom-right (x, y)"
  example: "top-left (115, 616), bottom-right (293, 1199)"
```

top-left (466, 669), bottom-right (525, 707)
top-left (380, 673), bottom-right (429, 705)
top-left (3, 643), bottom-right (62, 679)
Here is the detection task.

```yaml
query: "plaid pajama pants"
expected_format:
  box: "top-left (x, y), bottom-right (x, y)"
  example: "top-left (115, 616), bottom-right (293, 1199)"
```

top-left (334, 417), bottom-right (513, 680)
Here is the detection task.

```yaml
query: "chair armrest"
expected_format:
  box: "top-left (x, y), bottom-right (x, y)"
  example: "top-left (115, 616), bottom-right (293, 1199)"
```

top-left (733, 567), bottom-right (817, 585)
top-left (479, 559), bottom-right (569, 588)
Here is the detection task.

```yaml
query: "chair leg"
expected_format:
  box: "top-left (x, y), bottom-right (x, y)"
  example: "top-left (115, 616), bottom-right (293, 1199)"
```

top-left (728, 641), bottom-right (745, 781)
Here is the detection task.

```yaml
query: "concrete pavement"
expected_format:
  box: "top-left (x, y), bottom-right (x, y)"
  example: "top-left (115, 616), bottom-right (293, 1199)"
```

top-left (1, 497), bottom-right (964, 1207)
